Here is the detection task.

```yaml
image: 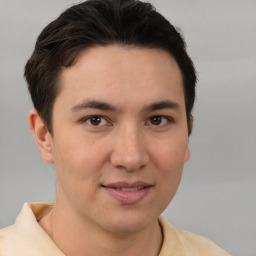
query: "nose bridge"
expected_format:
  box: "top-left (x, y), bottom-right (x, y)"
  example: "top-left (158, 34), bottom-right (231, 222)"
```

top-left (111, 121), bottom-right (148, 171)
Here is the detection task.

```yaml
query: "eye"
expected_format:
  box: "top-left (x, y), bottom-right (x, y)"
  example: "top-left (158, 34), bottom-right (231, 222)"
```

top-left (146, 115), bottom-right (171, 126)
top-left (84, 115), bottom-right (109, 127)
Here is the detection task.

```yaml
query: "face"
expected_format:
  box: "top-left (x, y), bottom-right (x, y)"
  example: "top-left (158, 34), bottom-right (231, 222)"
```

top-left (41, 46), bottom-right (190, 234)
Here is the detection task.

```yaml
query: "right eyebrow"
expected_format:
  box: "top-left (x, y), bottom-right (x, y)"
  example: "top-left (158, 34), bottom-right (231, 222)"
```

top-left (71, 99), bottom-right (117, 112)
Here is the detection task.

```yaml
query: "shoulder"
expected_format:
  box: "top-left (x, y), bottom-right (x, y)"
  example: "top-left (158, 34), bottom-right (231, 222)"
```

top-left (0, 202), bottom-right (64, 256)
top-left (158, 216), bottom-right (231, 256)
top-left (0, 224), bottom-right (21, 255)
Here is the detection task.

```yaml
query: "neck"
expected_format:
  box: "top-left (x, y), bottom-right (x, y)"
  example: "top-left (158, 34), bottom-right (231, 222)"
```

top-left (40, 201), bottom-right (163, 256)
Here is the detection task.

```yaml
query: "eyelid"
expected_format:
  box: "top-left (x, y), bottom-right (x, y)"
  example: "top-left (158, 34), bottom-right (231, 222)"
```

top-left (80, 115), bottom-right (112, 127)
top-left (79, 114), bottom-right (174, 128)
top-left (146, 115), bottom-right (174, 126)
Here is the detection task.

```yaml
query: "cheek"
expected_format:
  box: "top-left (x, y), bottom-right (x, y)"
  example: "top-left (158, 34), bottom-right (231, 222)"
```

top-left (52, 134), bottom-right (110, 185)
top-left (151, 137), bottom-right (188, 194)
top-left (52, 139), bottom-right (99, 207)
top-left (153, 138), bottom-right (188, 170)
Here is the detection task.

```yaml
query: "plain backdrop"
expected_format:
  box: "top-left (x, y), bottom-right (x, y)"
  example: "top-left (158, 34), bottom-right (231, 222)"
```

top-left (0, 0), bottom-right (255, 255)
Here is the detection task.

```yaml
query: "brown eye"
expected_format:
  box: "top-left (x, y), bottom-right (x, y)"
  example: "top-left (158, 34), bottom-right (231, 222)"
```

top-left (85, 116), bottom-right (108, 126)
top-left (90, 116), bottom-right (102, 126)
top-left (150, 116), bottom-right (163, 125)
top-left (146, 115), bottom-right (171, 127)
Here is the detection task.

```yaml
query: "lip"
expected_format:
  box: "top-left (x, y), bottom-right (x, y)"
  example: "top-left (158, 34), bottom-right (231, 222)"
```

top-left (102, 181), bottom-right (152, 204)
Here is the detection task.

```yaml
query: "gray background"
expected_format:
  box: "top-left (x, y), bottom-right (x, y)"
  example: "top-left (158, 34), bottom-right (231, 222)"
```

top-left (0, 0), bottom-right (255, 255)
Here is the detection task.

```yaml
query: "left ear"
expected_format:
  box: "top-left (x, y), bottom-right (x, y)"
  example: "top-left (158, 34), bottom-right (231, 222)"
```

top-left (184, 147), bottom-right (190, 163)
top-left (28, 109), bottom-right (54, 163)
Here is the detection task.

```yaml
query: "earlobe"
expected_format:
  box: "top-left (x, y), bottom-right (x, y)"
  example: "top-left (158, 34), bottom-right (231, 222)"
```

top-left (28, 109), bottom-right (54, 163)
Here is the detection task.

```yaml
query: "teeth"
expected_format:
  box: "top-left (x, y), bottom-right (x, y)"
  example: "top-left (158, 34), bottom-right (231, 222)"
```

top-left (121, 187), bottom-right (144, 192)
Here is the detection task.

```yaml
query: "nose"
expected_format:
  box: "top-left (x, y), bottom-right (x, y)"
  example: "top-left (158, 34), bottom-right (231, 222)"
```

top-left (110, 124), bottom-right (149, 171)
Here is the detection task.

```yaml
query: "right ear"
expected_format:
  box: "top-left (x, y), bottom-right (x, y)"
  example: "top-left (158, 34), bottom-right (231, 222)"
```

top-left (28, 109), bottom-right (54, 163)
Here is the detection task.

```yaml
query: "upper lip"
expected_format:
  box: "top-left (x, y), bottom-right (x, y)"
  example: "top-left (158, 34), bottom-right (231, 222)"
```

top-left (102, 181), bottom-right (152, 188)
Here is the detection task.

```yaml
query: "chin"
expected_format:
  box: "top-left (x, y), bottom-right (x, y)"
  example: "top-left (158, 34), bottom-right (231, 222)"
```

top-left (103, 210), bottom-right (157, 234)
top-left (107, 221), bottom-right (148, 235)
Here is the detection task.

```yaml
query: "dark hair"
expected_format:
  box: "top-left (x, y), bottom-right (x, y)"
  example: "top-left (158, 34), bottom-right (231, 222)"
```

top-left (24, 0), bottom-right (196, 134)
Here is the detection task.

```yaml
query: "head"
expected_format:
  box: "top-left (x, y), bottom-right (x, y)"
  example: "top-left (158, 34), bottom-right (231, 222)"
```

top-left (24, 0), bottom-right (196, 135)
top-left (26, 0), bottom-right (197, 236)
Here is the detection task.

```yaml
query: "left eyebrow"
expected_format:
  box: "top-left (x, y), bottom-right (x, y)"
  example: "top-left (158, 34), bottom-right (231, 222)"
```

top-left (143, 100), bottom-right (181, 112)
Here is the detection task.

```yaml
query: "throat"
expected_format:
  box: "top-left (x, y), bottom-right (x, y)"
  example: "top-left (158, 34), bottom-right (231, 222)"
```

top-left (44, 207), bottom-right (163, 256)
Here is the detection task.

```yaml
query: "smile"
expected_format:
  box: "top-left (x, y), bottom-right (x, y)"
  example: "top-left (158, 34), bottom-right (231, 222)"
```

top-left (102, 182), bottom-right (152, 204)
top-left (115, 187), bottom-right (145, 192)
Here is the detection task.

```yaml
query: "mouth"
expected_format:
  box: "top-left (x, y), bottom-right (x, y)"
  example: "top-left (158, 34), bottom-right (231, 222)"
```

top-left (115, 187), bottom-right (145, 192)
top-left (101, 181), bottom-right (152, 204)
top-left (102, 181), bottom-right (152, 190)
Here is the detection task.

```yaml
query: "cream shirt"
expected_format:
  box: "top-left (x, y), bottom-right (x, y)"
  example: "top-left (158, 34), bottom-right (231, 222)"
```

top-left (0, 203), bottom-right (230, 255)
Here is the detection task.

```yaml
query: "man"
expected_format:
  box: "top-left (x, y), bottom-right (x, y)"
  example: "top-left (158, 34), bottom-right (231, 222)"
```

top-left (0, 0), bottom-right (230, 255)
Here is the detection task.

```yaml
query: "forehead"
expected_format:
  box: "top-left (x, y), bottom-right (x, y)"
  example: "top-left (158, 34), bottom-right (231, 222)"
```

top-left (56, 46), bottom-right (184, 111)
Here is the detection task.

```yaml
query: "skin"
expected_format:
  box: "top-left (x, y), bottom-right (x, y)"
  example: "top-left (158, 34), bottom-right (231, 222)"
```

top-left (29, 46), bottom-right (191, 256)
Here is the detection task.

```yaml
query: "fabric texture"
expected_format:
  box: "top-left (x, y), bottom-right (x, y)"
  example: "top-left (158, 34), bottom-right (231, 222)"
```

top-left (0, 203), bottom-right (230, 255)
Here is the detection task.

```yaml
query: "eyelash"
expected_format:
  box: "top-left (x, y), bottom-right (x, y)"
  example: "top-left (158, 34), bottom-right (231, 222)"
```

top-left (81, 115), bottom-right (111, 127)
top-left (146, 115), bottom-right (174, 127)
top-left (80, 115), bottom-right (174, 128)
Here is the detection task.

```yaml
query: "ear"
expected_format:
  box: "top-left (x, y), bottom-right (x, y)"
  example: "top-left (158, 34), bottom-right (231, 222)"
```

top-left (28, 109), bottom-right (54, 163)
top-left (188, 115), bottom-right (194, 136)
top-left (184, 146), bottom-right (190, 163)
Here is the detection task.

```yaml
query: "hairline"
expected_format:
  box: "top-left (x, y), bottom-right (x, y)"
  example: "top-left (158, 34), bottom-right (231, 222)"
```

top-left (48, 43), bottom-right (190, 135)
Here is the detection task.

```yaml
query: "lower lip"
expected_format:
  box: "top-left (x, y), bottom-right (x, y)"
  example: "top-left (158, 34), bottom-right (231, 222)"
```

top-left (102, 186), bottom-right (151, 204)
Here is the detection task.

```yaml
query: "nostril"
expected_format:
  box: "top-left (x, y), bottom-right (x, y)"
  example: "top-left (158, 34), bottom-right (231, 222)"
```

top-left (110, 151), bottom-right (148, 171)
top-left (110, 130), bottom-right (149, 170)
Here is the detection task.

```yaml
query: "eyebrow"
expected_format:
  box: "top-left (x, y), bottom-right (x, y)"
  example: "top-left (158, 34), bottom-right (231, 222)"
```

top-left (71, 99), bottom-right (180, 113)
top-left (143, 100), bottom-right (180, 112)
top-left (71, 99), bottom-right (117, 112)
